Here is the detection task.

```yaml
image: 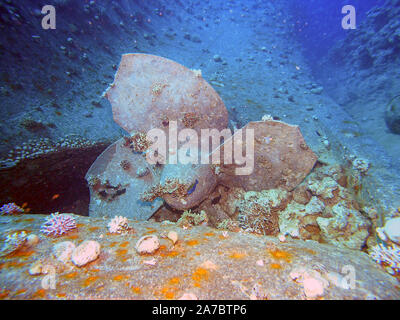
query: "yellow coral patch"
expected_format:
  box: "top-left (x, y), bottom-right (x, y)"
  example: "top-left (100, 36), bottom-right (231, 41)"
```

top-left (204, 232), bottom-right (215, 237)
top-left (119, 241), bottom-right (130, 248)
top-left (192, 267), bottom-right (209, 286)
top-left (113, 275), bottom-right (125, 281)
top-left (116, 248), bottom-right (128, 256)
top-left (131, 286), bottom-right (141, 294)
top-left (269, 263), bottom-right (282, 270)
top-left (160, 287), bottom-right (176, 300)
top-left (83, 276), bottom-right (99, 287)
top-left (186, 239), bottom-right (199, 246)
top-left (169, 277), bottom-right (181, 285)
top-left (64, 272), bottom-right (78, 279)
top-left (160, 250), bottom-right (180, 258)
top-left (229, 252), bottom-right (246, 259)
top-left (268, 249), bottom-right (292, 262)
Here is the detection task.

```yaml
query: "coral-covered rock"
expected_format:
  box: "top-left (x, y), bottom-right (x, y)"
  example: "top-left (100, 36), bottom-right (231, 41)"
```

top-left (217, 120), bottom-right (318, 192)
top-left (104, 53), bottom-right (228, 135)
top-left (279, 196), bottom-right (325, 240)
top-left (307, 177), bottom-right (339, 200)
top-left (316, 201), bottom-right (371, 250)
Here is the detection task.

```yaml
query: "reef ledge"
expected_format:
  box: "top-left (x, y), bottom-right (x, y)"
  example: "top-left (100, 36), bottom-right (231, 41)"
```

top-left (0, 214), bottom-right (398, 300)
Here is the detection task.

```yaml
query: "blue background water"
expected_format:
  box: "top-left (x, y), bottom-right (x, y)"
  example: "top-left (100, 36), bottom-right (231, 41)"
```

top-left (288, 0), bottom-right (386, 60)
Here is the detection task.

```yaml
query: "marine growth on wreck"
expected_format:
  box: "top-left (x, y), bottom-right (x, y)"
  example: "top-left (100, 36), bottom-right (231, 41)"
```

top-left (0, 0), bottom-right (399, 302)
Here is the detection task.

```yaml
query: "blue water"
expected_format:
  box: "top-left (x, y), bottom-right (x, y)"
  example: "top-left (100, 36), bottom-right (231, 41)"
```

top-left (288, 0), bottom-right (387, 60)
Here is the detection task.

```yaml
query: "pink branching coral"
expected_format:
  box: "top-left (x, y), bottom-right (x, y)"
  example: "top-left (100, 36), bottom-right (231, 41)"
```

top-left (0, 203), bottom-right (24, 215)
top-left (40, 212), bottom-right (77, 237)
top-left (369, 243), bottom-right (400, 275)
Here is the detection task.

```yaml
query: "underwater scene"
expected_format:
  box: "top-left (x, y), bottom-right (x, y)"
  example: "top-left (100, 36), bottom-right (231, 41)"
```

top-left (0, 0), bottom-right (399, 301)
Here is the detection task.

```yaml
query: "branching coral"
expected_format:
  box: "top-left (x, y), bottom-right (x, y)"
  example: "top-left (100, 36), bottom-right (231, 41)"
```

top-left (0, 203), bottom-right (24, 215)
top-left (40, 213), bottom-right (77, 237)
top-left (216, 219), bottom-right (240, 232)
top-left (237, 200), bottom-right (279, 236)
top-left (369, 243), bottom-right (400, 275)
top-left (177, 210), bottom-right (208, 228)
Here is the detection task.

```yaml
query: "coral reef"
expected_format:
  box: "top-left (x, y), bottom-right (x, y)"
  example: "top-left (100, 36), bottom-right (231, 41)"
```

top-left (279, 196), bottom-right (325, 240)
top-left (0, 136), bottom-right (100, 169)
top-left (40, 213), bottom-right (77, 237)
top-left (316, 200), bottom-right (371, 250)
top-left (125, 132), bottom-right (152, 153)
top-left (187, 162), bottom-right (374, 252)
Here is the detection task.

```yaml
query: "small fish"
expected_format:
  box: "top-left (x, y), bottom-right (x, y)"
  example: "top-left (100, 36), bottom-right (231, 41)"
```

top-left (21, 202), bottom-right (28, 209)
top-left (187, 179), bottom-right (198, 195)
top-left (51, 194), bottom-right (60, 200)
